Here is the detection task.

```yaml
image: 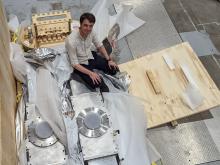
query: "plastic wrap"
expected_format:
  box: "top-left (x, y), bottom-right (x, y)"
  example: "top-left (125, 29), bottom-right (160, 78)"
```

top-left (15, 96), bottom-right (27, 165)
top-left (70, 79), bottom-right (91, 96)
top-left (99, 71), bottom-right (131, 92)
top-left (27, 64), bottom-right (37, 104)
top-left (61, 84), bottom-right (84, 165)
top-left (52, 52), bottom-right (73, 89)
top-left (104, 93), bottom-right (151, 165)
top-left (25, 47), bottom-right (60, 61)
top-left (91, 0), bottom-right (112, 42)
top-left (9, 43), bottom-right (28, 83)
top-left (36, 68), bottom-right (67, 146)
top-left (24, 48), bottom-right (60, 69)
top-left (91, 0), bottom-right (145, 42)
top-left (118, 0), bottom-right (145, 6)
top-left (8, 14), bottom-right (19, 32)
top-left (181, 83), bottom-right (204, 110)
top-left (25, 46), bottom-right (72, 89)
top-left (112, 4), bottom-right (145, 40)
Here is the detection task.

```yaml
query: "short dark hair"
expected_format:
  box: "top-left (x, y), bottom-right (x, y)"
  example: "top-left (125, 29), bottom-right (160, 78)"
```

top-left (80, 13), bottom-right (96, 24)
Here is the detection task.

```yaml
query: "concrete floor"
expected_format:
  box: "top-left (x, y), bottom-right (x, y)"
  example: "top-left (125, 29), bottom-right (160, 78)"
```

top-left (3, 0), bottom-right (220, 164)
top-left (164, 0), bottom-right (220, 52)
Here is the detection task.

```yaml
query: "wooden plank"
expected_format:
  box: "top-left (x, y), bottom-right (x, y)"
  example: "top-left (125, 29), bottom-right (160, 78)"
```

top-left (0, 1), bottom-right (17, 164)
top-left (119, 42), bottom-right (220, 128)
top-left (146, 70), bottom-right (161, 94)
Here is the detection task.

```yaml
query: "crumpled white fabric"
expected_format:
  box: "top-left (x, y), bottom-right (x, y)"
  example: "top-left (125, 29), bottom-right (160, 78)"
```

top-left (104, 93), bottom-right (151, 165)
top-left (91, 0), bottom-right (145, 42)
top-left (9, 43), bottom-right (28, 83)
top-left (16, 96), bottom-right (28, 165)
top-left (8, 14), bottom-right (19, 32)
top-left (52, 53), bottom-right (73, 89)
top-left (48, 44), bottom-right (73, 89)
top-left (36, 68), bottom-right (67, 146)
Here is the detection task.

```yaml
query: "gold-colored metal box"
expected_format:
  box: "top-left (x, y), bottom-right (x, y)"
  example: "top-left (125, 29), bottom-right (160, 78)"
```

top-left (32, 10), bottom-right (71, 46)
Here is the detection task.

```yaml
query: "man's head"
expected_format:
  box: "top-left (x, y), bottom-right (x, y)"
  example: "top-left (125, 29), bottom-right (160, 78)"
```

top-left (79, 13), bottom-right (96, 37)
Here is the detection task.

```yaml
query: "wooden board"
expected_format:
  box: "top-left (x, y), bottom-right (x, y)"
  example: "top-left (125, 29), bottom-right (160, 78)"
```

top-left (0, 1), bottom-right (17, 164)
top-left (119, 42), bottom-right (220, 128)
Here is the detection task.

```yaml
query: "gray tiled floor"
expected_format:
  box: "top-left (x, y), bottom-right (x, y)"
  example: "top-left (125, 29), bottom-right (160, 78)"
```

top-left (147, 121), bottom-right (220, 165)
top-left (125, 0), bottom-right (182, 58)
top-left (117, 38), bottom-right (134, 64)
top-left (180, 31), bottom-right (220, 56)
top-left (199, 55), bottom-right (220, 89)
top-left (164, 0), bottom-right (220, 52)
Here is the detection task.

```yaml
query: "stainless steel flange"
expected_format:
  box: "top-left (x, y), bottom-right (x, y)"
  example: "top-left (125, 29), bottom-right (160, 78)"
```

top-left (76, 107), bottom-right (110, 138)
top-left (27, 117), bottom-right (58, 147)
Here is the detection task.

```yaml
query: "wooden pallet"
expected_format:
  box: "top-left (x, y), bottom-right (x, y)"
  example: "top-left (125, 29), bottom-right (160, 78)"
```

top-left (119, 42), bottom-right (220, 128)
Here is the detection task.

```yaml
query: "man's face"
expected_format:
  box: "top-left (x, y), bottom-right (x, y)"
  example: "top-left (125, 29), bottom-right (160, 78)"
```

top-left (80, 19), bottom-right (94, 36)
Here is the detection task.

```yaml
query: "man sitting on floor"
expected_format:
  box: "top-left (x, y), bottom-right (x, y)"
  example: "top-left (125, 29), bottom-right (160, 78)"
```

top-left (65, 12), bottom-right (118, 92)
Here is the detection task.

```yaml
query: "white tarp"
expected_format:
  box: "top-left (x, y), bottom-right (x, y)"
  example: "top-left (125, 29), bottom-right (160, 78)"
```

top-left (8, 14), bottom-right (19, 32)
top-left (104, 93), bottom-right (152, 165)
top-left (9, 43), bottom-right (28, 83)
top-left (91, 0), bottom-right (145, 42)
top-left (36, 68), bottom-right (67, 146)
top-left (16, 96), bottom-right (28, 165)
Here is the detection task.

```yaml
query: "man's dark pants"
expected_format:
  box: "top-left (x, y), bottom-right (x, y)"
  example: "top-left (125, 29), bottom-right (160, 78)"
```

top-left (73, 51), bottom-right (118, 92)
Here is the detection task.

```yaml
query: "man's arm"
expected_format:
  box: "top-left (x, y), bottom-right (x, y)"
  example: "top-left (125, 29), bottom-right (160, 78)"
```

top-left (74, 64), bottom-right (101, 85)
top-left (92, 32), bottom-right (111, 60)
top-left (97, 46), bottom-right (111, 61)
top-left (98, 45), bottom-right (118, 70)
top-left (92, 32), bottom-right (118, 70)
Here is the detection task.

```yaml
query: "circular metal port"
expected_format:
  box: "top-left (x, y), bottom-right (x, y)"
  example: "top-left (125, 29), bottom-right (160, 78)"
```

top-left (28, 117), bottom-right (57, 147)
top-left (76, 107), bottom-right (110, 138)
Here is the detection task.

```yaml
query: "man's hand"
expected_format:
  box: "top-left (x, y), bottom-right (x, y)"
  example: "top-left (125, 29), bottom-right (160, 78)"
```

top-left (89, 72), bottom-right (101, 85)
top-left (108, 60), bottom-right (118, 70)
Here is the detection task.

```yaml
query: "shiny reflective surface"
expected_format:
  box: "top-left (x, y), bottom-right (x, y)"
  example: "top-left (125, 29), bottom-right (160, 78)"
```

top-left (25, 47), bottom-right (60, 62)
top-left (76, 107), bottom-right (110, 138)
top-left (35, 121), bottom-right (53, 139)
top-left (28, 117), bottom-right (58, 147)
top-left (84, 112), bottom-right (101, 129)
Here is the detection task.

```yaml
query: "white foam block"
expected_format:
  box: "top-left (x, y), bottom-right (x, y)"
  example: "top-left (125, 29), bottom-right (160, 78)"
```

top-left (162, 54), bottom-right (175, 70)
top-left (181, 83), bottom-right (204, 110)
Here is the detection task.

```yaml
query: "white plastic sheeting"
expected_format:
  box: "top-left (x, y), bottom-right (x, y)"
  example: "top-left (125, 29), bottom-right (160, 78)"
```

top-left (104, 93), bottom-right (151, 165)
top-left (60, 84), bottom-right (84, 165)
top-left (9, 43), bottom-right (28, 83)
top-left (16, 96), bottom-right (27, 165)
top-left (46, 44), bottom-right (73, 89)
top-left (51, 51), bottom-right (73, 89)
top-left (91, 0), bottom-right (145, 42)
top-left (181, 83), bottom-right (204, 110)
top-left (111, 4), bottom-right (145, 40)
top-left (90, 0), bottom-right (112, 42)
top-left (8, 14), bottom-right (19, 32)
top-left (180, 64), bottom-right (204, 110)
top-left (118, 0), bottom-right (145, 7)
top-left (36, 68), bottom-right (67, 146)
top-left (62, 101), bottom-right (84, 165)
top-left (27, 65), bottom-right (37, 104)
top-left (64, 116), bottom-right (84, 165)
